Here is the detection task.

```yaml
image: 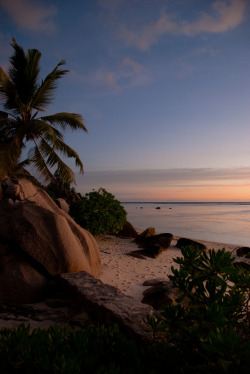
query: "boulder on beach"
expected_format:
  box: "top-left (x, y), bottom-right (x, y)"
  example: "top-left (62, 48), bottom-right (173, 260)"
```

top-left (0, 177), bottom-right (101, 304)
top-left (117, 221), bottom-right (138, 238)
top-left (176, 237), bottom-right (206, 251)
top-left (134, 227), bottom-right (156, 244)
top-left (132, 233), bottom-right (173, 258)
top-left (141, 280), bottom-right (176, 310)
top-left (236, 247), bottom-right (250, 258)
top-left (142, 279), bottom-right (189, 310)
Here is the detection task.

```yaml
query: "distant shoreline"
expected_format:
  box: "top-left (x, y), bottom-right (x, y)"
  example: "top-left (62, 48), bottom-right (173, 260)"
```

top-left (122, 201), bottom-right (250, 205)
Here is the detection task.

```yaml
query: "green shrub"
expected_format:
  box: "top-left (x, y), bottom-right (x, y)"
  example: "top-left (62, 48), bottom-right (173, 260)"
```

top-left (0, 324), bottom-right (181, 374)
top-left (69, 188), bottom-right (127, 236)
top-left (146, 246), bottom-right (250, 373)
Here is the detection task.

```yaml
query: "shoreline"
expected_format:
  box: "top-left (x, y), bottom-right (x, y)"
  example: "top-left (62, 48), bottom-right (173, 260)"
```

top-left (97, 233), bottom-right (240, 303)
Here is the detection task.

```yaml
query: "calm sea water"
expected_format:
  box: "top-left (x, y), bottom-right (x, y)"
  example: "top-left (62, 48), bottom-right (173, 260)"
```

top-left (122, 202), bottom-right (250, 247)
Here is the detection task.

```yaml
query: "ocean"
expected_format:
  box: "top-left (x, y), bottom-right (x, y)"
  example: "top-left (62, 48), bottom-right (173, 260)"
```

top-left (122, 202), bottom-right (250, 247)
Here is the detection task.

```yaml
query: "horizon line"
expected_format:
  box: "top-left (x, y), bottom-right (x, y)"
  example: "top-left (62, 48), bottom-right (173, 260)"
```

top-left (121, 201), bottom-right (250, 204)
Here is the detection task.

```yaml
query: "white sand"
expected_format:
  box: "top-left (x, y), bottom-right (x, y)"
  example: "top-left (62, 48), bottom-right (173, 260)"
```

top-left (97, 234), bottom-right (239, 302)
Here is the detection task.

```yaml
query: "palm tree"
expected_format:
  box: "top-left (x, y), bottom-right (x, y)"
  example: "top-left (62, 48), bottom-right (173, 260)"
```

top-left (0, 38), bottom-right (87, 183)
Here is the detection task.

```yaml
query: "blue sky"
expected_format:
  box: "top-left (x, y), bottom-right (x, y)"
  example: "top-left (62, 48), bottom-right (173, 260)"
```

top-left (0, 0), bottom-right (250, 201)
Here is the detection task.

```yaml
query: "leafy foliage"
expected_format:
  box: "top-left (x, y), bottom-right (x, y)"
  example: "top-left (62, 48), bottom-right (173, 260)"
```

top-left (0, 324), bottom-right (182, 374)
top-left (46, 174), bottom-right (79, 203)
top-left (0, 38), bottom-right (86, 183)
top-left (69, 188), bottom-right (127, 236)
top-left (147, 246), bottom-right (250, 373)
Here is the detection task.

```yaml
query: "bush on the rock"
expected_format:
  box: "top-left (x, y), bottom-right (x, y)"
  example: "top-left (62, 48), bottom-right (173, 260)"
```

top-left (69, 188), bottom-right (127, 236)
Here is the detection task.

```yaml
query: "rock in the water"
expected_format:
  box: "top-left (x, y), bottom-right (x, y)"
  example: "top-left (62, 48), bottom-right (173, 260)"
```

top-left (117, 221), bottom-right (138, 238)
top-left (55, 198), bottom-right (69, 213)
top-left (0, 177), bottom-right (101, 304)
top-left (236, 247), bottom-right (250, 257)
top-left (176, 238), bottom-right (206, 251)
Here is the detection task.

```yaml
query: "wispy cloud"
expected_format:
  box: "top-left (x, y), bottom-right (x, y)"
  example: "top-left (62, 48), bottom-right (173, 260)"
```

top-left (181, 0), bottom-right (246, 35)
top-left (120, 0), bottom-right (246, 50)
top-left (75, 167), bottom-right (250, 201)
top-left (76, 167), bottom-right (250, 189)
top-left (0, 0), bottom-right (57, 34)
top-left (69, 56), bottom-right (150, 92)
top-left (105, 57), bottom-right (151, 89)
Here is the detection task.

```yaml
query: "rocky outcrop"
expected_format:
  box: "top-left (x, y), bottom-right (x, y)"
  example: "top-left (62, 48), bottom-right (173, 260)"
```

top-left (55, 198), bottom-right (69, 213)
top-left (176, 237), bottom-right (206, 251)
top-left (134, 227), bottom-right (156, 243)
top-left (0, 177), bottom-right (101, 304)
top-left (60, 271), bottom-right (154, 344)
top-left (141, 279), bottom-right (187, 310)
top-left (132, 233), bottom-right (173, 258)
top-left (141, 279), bottom-right (173, 310)
top-left (117, 221), bottom-right (138, 238)
top-left (236, 247), bottom-right (250, 258)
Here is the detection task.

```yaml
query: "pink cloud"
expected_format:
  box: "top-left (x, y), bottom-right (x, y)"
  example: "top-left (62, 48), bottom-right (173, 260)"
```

top-left (0, 0), bottom-right (57, 33)
top-left (120, 0), bottom-right (246, 50)
top-left (103, 57), bottom-right (150, 90)
top-left (181, 0), bottom-right (246, 35)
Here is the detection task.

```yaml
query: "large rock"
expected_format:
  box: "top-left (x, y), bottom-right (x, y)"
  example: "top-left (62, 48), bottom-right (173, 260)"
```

top-left (131, 233), bottom-right (173, 258)
top-left (236, 247), bottom-right (250, 258)
top-left (117, 221), bottom-right (138, 238)
top-left (0, 177), bottom-right (101, 304)
top-left (0, 252), bottom-right (47, 304)
top-left (176, 238), bottom-right (206, 251)
top-left (134, 227), bottom-right (156, 244)
top-left (141, 280), bottom-right (176, 310)
top-left (55, 198), bottom-right (69, 213)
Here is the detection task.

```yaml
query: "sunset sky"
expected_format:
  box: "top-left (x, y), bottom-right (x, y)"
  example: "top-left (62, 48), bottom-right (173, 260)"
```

top-left (0, 0), bottom-right (249, 201)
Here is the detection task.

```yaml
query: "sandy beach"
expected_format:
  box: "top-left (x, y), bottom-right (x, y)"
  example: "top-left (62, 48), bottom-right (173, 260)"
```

top-left (97, 233), bottom-right (240, 303)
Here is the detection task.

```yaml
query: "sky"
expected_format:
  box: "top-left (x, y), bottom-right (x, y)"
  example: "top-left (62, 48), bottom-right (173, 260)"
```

top-left (0, 0), bottom-right (250, 201)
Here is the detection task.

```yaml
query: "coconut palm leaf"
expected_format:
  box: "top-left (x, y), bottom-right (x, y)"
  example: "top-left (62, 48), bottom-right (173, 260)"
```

top-left (28, 144), bottom-right (54, 181)
top-left (0, 67), bottom-right (17, 110)
top-left (0, 39), bottom-right (86, 183)
top-left (31, 60), bottom-right (68, 111)
top-left (0, 133), bottom-right (23, 176)
top-left (9, 39), bottom-right (41, 106)
top-left (41, 112), bottom-right (87, 132)
top-left (38, 139), bottom-right (75, 183)
top-left (48, 136), bottom-right (84, 172)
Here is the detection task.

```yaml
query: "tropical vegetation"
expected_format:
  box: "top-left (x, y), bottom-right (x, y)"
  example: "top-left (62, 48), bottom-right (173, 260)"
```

top-left (146, 246), bottom-right (250, 373)
top-left (0, 38), bottom-right (86, 183)
top-left (69, 188), bottom-right (127, 236)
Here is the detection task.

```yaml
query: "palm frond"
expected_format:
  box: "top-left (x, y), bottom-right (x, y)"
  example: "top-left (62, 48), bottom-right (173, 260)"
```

top-left (54, 137), bottom-right (84, 172)
top-left (31, 60), bottom-right (69, 111)
top-left (25, 119), bottom-right (64, 143)
top-left (40, 112), bottom-right (87, 132)
top-left (0, 118), bottom-right (19, 142)
top-left (28, 144), bottom-right (54, 182)
top-left (0, 67), bottom-right (18, 111)
top-left (0, 40), bottom-right (85, 184)
top-left (0, 134), bottom-right (23, 177)
top-left (8, 39), bottom-right (40, 105)
top-left (39, 138), bottom-right (75, 183)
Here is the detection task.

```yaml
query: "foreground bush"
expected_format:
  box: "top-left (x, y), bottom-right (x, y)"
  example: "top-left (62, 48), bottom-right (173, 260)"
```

top-left (69, 188), bottom-right (127, 236)
top-left (0, 324), bottom-right (180, 374)
top-left (147, 246), bottom-right (250, 373)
